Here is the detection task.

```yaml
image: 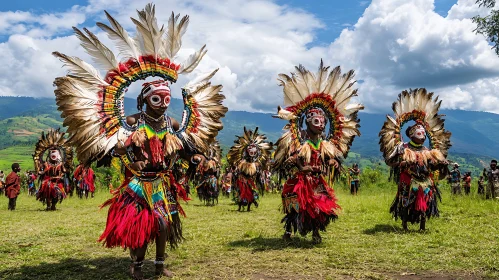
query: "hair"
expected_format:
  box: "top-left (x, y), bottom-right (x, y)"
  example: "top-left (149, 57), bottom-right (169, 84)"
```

top-left (492, 159), bottom-right (497, 164)
top-left (137, 94), bottom-right (145, 111)
top-left (11, 163), bottom-right (19, 171)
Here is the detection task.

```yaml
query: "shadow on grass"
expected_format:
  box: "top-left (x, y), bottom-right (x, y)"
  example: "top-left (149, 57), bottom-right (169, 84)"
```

top-left (363, 224), bottom-right (402, 235)
top-left (0, 257), bottom-right (135, 280)
top-left (228, 236), bottom-right (317, 251)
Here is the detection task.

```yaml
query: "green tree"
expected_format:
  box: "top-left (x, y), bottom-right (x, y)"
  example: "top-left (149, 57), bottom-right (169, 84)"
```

top-left (472, 0), bottom-right (499, 54)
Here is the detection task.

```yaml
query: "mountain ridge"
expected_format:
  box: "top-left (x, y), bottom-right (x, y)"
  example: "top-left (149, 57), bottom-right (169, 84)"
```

top-left (0, 96), bottom-right (498, 159)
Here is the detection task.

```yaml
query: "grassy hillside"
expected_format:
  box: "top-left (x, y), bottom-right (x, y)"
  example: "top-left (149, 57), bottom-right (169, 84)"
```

top-left (0, 145), bottom-right (35, 172)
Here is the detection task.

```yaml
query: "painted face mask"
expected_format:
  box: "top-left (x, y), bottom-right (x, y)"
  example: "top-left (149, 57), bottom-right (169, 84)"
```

top-left (410, 124), bottom-right (426, 141)
top-left (247, 144), bottom-right (258, 158)
top-left (49, 149), bottom-right (62, 162)
top-left (142, 80), bottom-right (171, 110)
top-left (306, 108), bottom-right (326, 132)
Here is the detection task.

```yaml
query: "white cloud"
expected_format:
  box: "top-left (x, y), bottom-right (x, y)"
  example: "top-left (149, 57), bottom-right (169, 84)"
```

top-left (327, 0), bottom-right (499, 113)
top-left (0, 0), bottom-right (326, 113)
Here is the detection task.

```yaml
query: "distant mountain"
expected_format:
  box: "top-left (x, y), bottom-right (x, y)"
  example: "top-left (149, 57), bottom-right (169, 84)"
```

top-left (0, 96), bottom-right (498, 160)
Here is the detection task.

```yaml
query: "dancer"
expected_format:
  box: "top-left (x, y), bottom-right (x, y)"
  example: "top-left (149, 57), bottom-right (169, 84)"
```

top-left (273, 61), bottom-right (363, 243)
top-left (380, 89), bottom-right (451, 231)
top-left (221, 167), bottom-right (233, 197)
top-left (74, 164), bottom-right (97, 198)
top-left (196, 141), bottom-right (221, 205)
top-left (33, 129), bottom-right (73, 211)
top-left (52, 4), bottom-right (227, 278)
top-left (449, 163), bottom-right (462, 195)
top-left (227, 127), bottom-right (273, 212)
top-left (487, 160), bottom-right (499, 199)
top-left (349, 164), bottom-right (361, 195)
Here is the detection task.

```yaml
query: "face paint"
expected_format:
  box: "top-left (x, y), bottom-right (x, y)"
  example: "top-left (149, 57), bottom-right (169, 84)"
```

top-left (146, 90), bottom-right (171, 109)
top-left (49, 149), bottom-right (61, 162)
top-left (306, 108), bottom-right (326, 132)
top-left (247, 145), bottom-right (258, 157)
top-left (141, 80), bottom-right (171, 110)
top-left (411, 125), bottom-right (426, 141)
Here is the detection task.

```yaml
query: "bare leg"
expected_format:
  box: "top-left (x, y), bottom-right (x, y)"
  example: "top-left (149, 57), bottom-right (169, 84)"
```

top-left (155, 217), bottom-right (173, 277)
top-left (312, 229), bottom-right (322, 244)
top-left (419, 216), bottom-right (426, 231)
top-left (46, 196), bottom-right (52, 211)
top-left (129, 243), bottom-right (148, 280)
top-left (402, 220), bottom-right (408, 231)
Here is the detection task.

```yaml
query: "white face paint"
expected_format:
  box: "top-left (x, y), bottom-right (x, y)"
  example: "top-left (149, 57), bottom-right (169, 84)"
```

top-left (412, 125), bottom-right (426, 141)
top-left (247, 145), bottom-right (258, 157)
top-left (49, 149), bottom-right (61, 162)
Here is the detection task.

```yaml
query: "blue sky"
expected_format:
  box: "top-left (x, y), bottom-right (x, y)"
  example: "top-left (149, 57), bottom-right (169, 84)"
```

top-left (1, 0), bottom-right (460, 44)
top-left (1, 0), bottom-right (499, 114)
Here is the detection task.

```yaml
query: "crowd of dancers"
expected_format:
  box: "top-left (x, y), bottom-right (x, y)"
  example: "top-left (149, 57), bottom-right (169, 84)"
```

top-left (0, 4), bottom-right (498, 279)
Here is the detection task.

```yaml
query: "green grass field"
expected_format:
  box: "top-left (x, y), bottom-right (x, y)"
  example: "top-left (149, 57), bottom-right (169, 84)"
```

top-left (0, 146), bottom-right (34, 172)
top-left (0, 185), bottom-right (498, 280)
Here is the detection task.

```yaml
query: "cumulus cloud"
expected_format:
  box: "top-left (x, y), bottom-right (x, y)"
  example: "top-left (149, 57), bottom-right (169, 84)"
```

top-left (0, 0), bottom-right (326, 113)
top-left (328, 0), bottom-right (499, 113)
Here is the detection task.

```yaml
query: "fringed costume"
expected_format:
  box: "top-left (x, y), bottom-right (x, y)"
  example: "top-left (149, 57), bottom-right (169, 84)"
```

top-left (196, 141), bottom-right (222, 205)
top-left (32, 129), bottom-right (73, 211)
top-left (51, 4), bottom-right (227, 279)
top-left (380, 89), bottom-right (451, 230)
top-left (74, 164), bottom-right (96, 198)
top-left (273, 61), bottom-right (363, 243)
top-left (227, 127), bottom-right (273, 211)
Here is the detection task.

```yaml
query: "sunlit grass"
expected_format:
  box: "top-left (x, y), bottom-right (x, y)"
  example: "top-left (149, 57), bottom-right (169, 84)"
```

top-left (0, 184), bottom-right (498, 279)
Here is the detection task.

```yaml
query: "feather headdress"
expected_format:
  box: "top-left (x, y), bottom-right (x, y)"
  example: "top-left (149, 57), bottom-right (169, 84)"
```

top-left (379, 88), bottom-right (451, 164)
top-left (53, 3), bottom-right (227, 165)
top-left (273, 60), bottom-right (364, 171)
top-left (227, 127), bottom-right (273, 176)
top-left (32, 128), bottom-right (74, 174)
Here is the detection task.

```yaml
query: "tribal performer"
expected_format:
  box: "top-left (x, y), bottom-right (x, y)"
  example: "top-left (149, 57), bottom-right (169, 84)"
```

top-left (196, 140), bottom-right (221, 205)
top-left (52, 4), bottom-right (227, 279)
top-left (227, 127), bottom-right (273, 212)
top-left (348, 164), bottom-right (361, 195)
top-left (380, 89), bottom-right (451, 231)
top-left (33, 129), bottom-right (73, 211)
top-left (74, 163), bottom-right (96, 198)
top-left (221, 167), bottom-right (233, 197)
top-left (273, 61), bottom-right (363, 244)
top-left (486, 159), bottom-right (499, 199)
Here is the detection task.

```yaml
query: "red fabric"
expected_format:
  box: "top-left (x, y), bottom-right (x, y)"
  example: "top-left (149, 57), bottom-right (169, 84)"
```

top-left (37, 176), bottom-right (66, 200)
top-left (237, 176), bottom-right (255, 203)
top-left (282, 172), bottom-right (340, 218)
top-left (99, 197), bottom-right (159, 249)
top-left (84, 168), bottom-right (96, 192)
top-left (414, 186), bottom-right (428, 212)
top-left (149, 136), bottom-right (163, 165)
top-left (169, 173), bottom-right (189, 203)
top-left (5, 172), bottom-right (20, 198)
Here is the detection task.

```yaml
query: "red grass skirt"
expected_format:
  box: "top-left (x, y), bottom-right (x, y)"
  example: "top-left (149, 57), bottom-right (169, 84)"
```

top-left (99, 177), bottom-right (185, 250)
top-left (281, 173), bottom-right (340, 235)
top-left (237, 176), bottom-right (256, 204)
top-left (36, 177), bottom-right (66, 205)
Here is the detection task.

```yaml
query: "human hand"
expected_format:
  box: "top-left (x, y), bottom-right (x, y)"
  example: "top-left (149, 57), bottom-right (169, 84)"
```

top-left (131, 160), bottom-right (148, 171)
top-left (328, 159), bottom-right (339, 169)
